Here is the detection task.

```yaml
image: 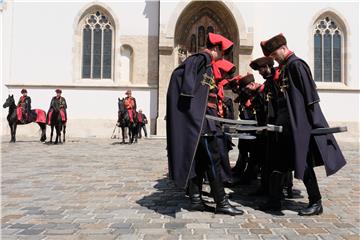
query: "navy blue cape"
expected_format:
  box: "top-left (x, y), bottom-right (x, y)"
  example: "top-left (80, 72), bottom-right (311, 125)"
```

top-left (284, 54), bottom-right (346, 180)
top-left (166, 53), bottom-right (211, 188)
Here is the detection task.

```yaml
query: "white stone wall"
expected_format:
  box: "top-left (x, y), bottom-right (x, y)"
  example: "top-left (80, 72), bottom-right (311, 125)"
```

top-left (2, 0), bottom-right (159, 137)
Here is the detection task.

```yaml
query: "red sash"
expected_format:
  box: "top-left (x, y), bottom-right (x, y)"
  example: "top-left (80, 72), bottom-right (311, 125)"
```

top-left (138, 113), bottom-right (143, 123)
top-left (128, 109), bottom-right (134, 122)
top-left (60, 109), bottom-right (66, 122)
top-left (16, 107), bottom-right (23, 121)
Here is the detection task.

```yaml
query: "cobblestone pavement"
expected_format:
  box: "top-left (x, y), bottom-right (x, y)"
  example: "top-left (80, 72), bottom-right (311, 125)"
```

top-left (1, 136), bottom-right (359, 240)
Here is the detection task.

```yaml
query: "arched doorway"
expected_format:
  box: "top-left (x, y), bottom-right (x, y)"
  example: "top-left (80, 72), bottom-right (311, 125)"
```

top-left (174, 1), bottom-right (239, 67)
top-left (157, 1), bottom-right (251, 136)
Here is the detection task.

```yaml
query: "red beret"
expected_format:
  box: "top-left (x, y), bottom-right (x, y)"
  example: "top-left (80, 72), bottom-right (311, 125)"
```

top-left (216, 59), bottom-right (236, 74)
top-left (249, 57), bottom-right (274, 70)
top-left (55, 89), bottom-right (62, 93)
top-left (260, 33), bottom-right (287, 56)
top-left (208, 33), bottom-right (233, 52)
top-left (21, 89), bottom-right (27, 94)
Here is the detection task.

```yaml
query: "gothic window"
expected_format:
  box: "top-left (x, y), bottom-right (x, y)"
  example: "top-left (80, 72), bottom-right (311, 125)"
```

top-left (314, 16), bottom-right (343, 82)
top-left (190, 34), bottom-right (197, 53)
top-left (81, 10), bottom-right (113, 79)
top-left (198, 26), bottom-right (205, 48)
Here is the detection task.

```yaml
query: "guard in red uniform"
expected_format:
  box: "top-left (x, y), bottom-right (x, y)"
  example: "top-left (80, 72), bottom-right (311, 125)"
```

top-left (16, 89), bottom-right (32, 123)
top-left (124, 89), bottom-right (137, 123)
top-left (137, 109), bottom-right (148, 138)
top-left (167, 32), bottom-right (243, 216)
top-left (47, 89), bottom-right (67, 124)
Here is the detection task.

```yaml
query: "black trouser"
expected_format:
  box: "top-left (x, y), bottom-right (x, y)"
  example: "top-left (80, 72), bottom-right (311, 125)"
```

top-left (303, 165), bottom-right (321, 204)
top-left (233, 139), bottom-right (258, 180)
top-left (283, 172), bottom-right (293, 190)
top-left (138, 124), bottom-right (147, 137)
top-left (217, 136), bottom-right (233, 183)
top-left (268, 161), bottom-right (321, 204)
top-left (188, 136), bottom-right (226, 203)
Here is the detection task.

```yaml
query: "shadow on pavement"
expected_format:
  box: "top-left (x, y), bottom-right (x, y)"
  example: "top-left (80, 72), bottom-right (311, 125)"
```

top-left (136, 176), bottom-right (190, 218)
top-left (137, 177), bottom-right (308, 218)
top-left (227, 181), bottom-right (308, 215)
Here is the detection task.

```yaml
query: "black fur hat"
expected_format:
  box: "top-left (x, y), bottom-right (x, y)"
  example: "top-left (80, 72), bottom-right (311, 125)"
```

top-left (260, 34), bottom-right (287, 56)
top-left (249, 57), bottom-right (274, 70)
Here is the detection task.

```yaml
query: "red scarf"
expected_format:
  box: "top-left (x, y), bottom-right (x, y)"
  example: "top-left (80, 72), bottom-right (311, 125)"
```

top-left (138, 113), bottom-right (143, 123)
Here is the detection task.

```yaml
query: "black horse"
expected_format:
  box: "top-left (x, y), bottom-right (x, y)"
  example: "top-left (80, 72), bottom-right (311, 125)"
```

top-left (3, 95), bottom-right (46, 143)
top-left (117, 98), bottom-right (138, 144)
top-left (47, 101), bottom-right (66, 144)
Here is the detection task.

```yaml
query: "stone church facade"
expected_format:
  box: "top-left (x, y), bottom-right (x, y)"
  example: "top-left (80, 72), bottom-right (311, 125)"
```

top-left (1, 1), bottom-right (359, 138)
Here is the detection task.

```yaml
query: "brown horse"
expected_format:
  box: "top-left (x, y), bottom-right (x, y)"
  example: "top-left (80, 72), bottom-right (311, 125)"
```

top-left (3, 95), bottom-right (47, 143)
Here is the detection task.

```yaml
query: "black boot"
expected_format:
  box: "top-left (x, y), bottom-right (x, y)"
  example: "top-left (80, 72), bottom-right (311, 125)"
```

top-left (259, 171), bottom-right (283, 211)
top-left (300, 166), bottom-right (322, 216)
top-left (189, 194), bottom-right (214, 212)
top-left (298, 200), bottom-right (323, 216)
top-left (215, 196), bottom-right (244, 216)
top-left (188, 177), bottom-right (214, 212)
top-left (210, 177), bottom-right (243, 216)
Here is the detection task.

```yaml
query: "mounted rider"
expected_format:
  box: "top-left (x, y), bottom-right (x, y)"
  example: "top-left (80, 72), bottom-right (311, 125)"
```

top-left (16, 89), bottom-right (32, 123)
top-left (124, 89), bottom-right (137, 123)
top-left (47, 89), bottom-right (67, 125)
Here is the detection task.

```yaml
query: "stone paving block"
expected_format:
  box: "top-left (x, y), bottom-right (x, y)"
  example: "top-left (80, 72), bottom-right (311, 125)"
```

top-left (143, 234), bottom-right (180, 240)
top-left (111, 227), bottom-right (135, 235)
top-left (260, 235), bottom-right (284, 240)
top-left (133, 223), bottom-right (164, 229)
top-left (45, 229), bottom-right (78, 235)
top-left (15, 235), bottom-right (46, 240)
top-left (193, 228), bottom-right (226, 235)
top-left (110, 223), bottom-right (133, 229)
top-left (210, 223), bottom-right (240, 228)
top-left (235, 234), bottom-right (261, 239)
top-left (179, 234), bottom-right (205, 240)
top-left (137, 228), bottom-right (167, 235)
top-left (241, 222), bottom-right (261, 229)
top-left (186, 223), bottom-right (210, 229)
top-left (116, 234), bottom-right (141, 240)
top-left (334, 223), bottom-right (356, 228)
top-left (45, 235), bottom-right (80, 240)
top-left (17, 228), bottom-right (45, 235)
top-left (318, 234), bottom-right (344, 240)
top-left (227, 228), bottom-right (249, 234)
top-left (205, 234), bottom-right (236, 240)
top-left (249, 228), bottom-right (273, 234)
top-left (164, 222), bottom-right (186, 229)
top-left (0, 235), bottom-right (18, 240)
top-left (9, 223), bottom-right (34, 229)
top-left (341, 235), bottom-right (360, 240)
top-left (295, 227), bottom-right (328, 235)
